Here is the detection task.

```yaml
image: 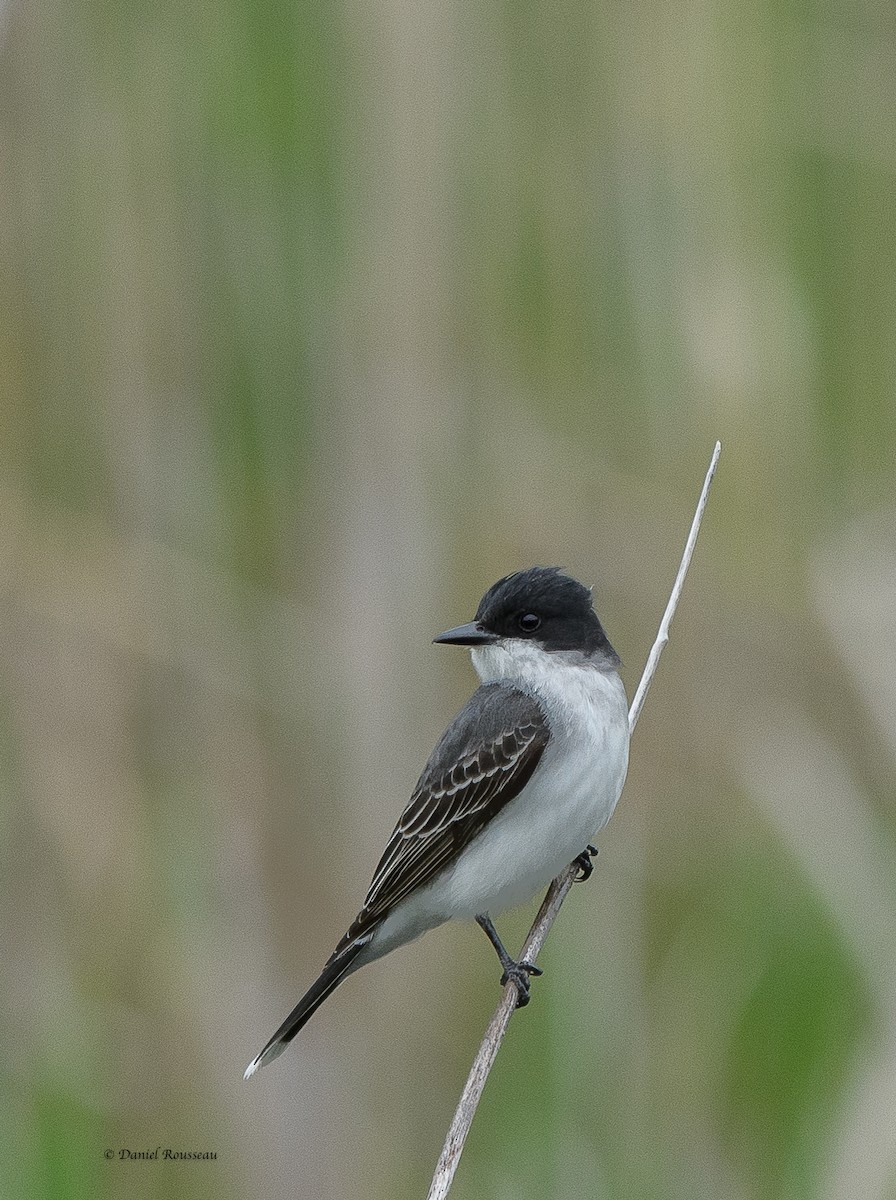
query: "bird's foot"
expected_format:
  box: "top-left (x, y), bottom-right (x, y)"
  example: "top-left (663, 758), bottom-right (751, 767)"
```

top-left (500, 959), bottom-right (544, 1008)
top-left (573, 844), bottom-right (598, 882)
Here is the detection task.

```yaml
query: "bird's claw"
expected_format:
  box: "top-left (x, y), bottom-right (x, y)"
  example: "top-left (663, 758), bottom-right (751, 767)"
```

top-left (574, 844), bottom-right (598, 882)
top-left (500, 959), bottom-right (544, 1008)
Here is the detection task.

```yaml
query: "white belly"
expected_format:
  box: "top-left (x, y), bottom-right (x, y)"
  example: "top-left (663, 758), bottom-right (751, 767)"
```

top-left (368, 654), bottom-right (629, 959)
top-left (439, 665), bottom-right (629, 917)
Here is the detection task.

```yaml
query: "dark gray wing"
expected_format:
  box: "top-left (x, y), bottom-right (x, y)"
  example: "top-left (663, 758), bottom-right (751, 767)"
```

top-left (339, 682), bottom-right (550, 945)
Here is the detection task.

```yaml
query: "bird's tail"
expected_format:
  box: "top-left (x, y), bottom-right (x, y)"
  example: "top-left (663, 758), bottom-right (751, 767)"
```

top-left (243, 937), bottom-right (368, 1079)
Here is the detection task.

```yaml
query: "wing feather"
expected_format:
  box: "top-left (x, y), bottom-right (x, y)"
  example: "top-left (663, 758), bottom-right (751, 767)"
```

top-left (347, 685), bottom-right (550, 939)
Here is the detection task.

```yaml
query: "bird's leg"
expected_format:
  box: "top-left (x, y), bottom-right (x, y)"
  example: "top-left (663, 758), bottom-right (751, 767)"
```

top-left (573, 843), bottom-right (598, 882)
top-left (475, 913), bottom-right (543, 1008)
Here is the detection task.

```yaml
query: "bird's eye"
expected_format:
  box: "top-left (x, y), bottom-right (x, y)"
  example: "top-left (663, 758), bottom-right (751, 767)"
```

top-left (517, 612), bottom-right (541, 633)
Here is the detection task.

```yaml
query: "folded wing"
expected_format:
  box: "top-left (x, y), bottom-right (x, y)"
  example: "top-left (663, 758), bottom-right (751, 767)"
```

top-left (347, 682), bottom-right (551, 940)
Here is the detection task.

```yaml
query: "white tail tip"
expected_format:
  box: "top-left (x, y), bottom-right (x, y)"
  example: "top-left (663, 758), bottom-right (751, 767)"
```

top-left (243, 1037), bottom-right (288, 1081)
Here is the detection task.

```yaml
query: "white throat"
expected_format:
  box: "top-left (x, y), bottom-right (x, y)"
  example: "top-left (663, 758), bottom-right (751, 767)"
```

top-left (471, 638), bottom-right (615, 687)
top-left (471, 638), bottom-right (626, 731)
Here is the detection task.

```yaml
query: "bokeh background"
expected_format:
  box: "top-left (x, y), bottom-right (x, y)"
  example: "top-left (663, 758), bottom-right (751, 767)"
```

top-left (2, 1), bottom-right (896, 1198)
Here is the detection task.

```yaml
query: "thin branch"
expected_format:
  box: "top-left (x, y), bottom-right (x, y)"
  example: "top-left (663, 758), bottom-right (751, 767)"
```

top-left (427, 441), bottom-right (722, 1200)
top-left (627, 441), bottom-right (721, 734)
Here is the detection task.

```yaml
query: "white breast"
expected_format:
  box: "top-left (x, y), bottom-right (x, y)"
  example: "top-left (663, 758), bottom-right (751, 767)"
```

top-left (365, 641), bottom-right (630, 963)
top-left (432, 641), bottom-right (630, 918)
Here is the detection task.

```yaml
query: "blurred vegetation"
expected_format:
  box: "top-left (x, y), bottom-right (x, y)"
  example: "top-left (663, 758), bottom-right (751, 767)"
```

top-left (1, 1), bottom-right (895, 1198)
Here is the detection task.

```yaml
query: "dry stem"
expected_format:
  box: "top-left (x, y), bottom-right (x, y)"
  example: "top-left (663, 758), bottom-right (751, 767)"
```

top-left (427, 441), bottom-right (722, 1200)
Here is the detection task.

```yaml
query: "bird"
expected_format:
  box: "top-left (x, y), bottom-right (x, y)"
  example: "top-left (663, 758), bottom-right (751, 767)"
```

top-left (244, 566), bottom-right (630, 1079)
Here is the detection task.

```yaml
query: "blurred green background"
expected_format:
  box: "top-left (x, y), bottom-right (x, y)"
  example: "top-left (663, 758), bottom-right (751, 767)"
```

top-left (2, 1), bottom-right (896, 1198)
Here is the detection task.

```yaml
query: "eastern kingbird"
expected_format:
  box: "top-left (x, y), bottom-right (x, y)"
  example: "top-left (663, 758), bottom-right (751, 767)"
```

top-left (244, 566), bottom-right (629, 1079)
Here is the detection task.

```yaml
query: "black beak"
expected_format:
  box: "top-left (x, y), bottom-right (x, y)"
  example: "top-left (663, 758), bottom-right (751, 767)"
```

top-left (432, 621), bottom-right (498, 646)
